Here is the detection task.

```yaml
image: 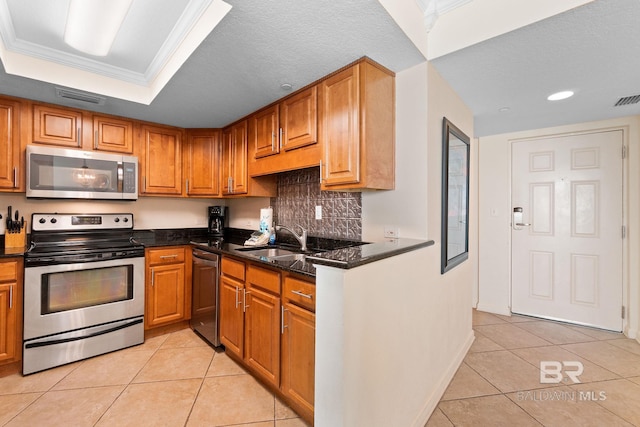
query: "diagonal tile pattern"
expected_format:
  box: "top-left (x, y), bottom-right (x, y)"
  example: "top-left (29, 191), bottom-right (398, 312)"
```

top-left (428, 310), bottom-right (640, 426)
top-left (0, 328), bottom-right (310, 427)
top-left (2, 311), bottom-right (639, 426)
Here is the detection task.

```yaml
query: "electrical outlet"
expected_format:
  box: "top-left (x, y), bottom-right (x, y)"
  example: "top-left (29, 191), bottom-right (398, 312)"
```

top-left (384, 226), bottom-right (398, 239)
top-left (315, 205), bottom-right (322, 220)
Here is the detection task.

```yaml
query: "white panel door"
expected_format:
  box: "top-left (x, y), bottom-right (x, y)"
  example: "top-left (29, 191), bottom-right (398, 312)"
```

top-left (511, 130), bottom-right (623, 331)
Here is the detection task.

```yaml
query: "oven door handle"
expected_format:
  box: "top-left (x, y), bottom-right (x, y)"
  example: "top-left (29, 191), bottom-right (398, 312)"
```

top-left (24, 318), bottom-right (143, 349)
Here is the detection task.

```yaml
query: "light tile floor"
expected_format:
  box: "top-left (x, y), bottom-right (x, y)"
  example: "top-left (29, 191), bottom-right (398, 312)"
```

top-left (0, 328), bottom-right (310, 427)
top-left (427, 310), bottom-right (640, 426)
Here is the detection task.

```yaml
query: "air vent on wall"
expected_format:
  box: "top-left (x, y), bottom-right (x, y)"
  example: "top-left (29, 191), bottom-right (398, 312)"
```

top-left (55, 87), bottom-right (106, 105)
top-left (614, 94), bottom-right (640, 107)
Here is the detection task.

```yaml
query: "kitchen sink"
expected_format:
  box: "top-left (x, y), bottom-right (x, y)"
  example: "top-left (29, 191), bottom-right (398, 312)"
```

top-left (237, 247), bottom-right (299, 258)
top-left (235, 245), bottom-right (319, 262)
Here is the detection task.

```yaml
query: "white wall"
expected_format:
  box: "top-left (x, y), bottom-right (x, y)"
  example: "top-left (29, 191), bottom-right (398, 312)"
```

top-left (478, 116), bottom-right (640, 340)
top-left (315, 248), bottom-right (475, 427)
top-left (332, 58), bottom-right (475, 425)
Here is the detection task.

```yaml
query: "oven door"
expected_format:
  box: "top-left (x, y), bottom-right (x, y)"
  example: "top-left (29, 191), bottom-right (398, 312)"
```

top-left (23, 256), bottom-right (145, 341)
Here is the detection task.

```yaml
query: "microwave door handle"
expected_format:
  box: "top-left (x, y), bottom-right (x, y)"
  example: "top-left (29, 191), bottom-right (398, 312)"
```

top-left (117, 162), bottom-right (123, 192)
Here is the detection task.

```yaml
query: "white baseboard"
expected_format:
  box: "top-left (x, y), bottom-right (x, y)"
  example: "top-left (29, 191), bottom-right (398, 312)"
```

top-left (411, 330), bottom-right (475, 427)
top-left (476, 302), bottom-right (511, 316)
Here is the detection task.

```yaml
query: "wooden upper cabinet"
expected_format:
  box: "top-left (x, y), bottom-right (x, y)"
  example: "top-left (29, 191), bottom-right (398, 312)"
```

top-left (247, 86), bottom-right (319, 177)
top-left (32, 104), bottom-right (83, 148)
top-left (319, 66), bottom-right (360, 186)
top-left (281, 86), bottom-right (317, 151)
top-left (0, 98), bottom-right (22, 191)
top-left (250, 105), bottom-right (280, 159)
top-left (184, 129), bottom-right (220, 197)
top-left (92, 115), bottom-right (134, 153)
top-left (319, 59), bottom-right (395, 190)
top-left (222, 121), bottom-right (248, 195)
top-left (139, 124), bottom-right (183, 196)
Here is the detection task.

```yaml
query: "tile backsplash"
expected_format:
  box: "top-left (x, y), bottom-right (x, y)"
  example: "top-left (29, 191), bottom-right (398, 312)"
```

top-left (270, 167), bottom-right (362, 241)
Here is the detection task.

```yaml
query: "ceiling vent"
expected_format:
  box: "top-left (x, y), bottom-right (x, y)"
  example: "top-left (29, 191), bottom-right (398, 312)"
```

top-left (55, 87), bottom-right (106, 105)
top-left (614, 95), bottom-right (640, 107)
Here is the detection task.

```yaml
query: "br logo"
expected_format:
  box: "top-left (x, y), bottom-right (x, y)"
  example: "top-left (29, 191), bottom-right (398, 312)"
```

top-left (540, 361), bottom-right (584, 384)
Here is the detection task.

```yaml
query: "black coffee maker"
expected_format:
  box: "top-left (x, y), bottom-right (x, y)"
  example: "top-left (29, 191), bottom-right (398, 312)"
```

top-left (208, 206), bottom-right (227, 238)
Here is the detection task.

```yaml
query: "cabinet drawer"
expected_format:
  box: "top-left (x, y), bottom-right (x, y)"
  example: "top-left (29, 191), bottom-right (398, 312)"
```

top-left (147, 247), bottom-right (185, 265)
top-left (0, 260), bottom-right (18, 282)
top-left (221, 256), bottom-right (246, 282)
top-left (247, 265), bottom-right (280, 295)
top-left (283, 276), bottom-right (315, 311)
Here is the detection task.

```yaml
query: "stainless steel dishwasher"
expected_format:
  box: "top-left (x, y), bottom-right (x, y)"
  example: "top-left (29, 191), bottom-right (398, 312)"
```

top-left (191, 249), bottom-right (221, 347)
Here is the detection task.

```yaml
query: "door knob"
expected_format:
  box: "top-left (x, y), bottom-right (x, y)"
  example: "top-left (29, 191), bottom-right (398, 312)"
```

top-left (513, 207), bottom-right (531, 230)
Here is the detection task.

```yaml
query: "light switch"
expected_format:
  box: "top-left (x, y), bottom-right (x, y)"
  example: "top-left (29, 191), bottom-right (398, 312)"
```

top-left (315, 205), bottom-right (322, 220)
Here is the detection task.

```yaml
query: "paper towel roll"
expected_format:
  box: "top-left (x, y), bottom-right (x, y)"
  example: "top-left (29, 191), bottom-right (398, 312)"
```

top-left (259, 207), bottom-right (273, 232)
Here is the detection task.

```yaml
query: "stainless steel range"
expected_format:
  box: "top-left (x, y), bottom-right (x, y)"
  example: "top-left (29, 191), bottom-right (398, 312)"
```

top-left (23, 213), bottom-right (145, 375)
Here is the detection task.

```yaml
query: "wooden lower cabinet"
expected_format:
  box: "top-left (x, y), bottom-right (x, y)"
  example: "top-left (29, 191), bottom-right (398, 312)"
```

top-left (219, 274), bottom-right (245, 357)
top-left (0, 258), bottom-right (22, 368)
top-left (245, 265), bottom-right (281, 387)
top-left (145, 247), bottom-right (191, 329)
top-left (281, 302), bottom-right (315, 419)
top-left (219, 257), bottom-right (315, 424)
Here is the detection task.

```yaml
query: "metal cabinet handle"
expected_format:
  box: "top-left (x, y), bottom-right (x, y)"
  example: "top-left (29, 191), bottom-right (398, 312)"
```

top-left (13, 167), bottom-right (17, 188)
top-left (243, 290), bottom-right (250, 312)
top-left (151, 269), bottom-right (154, 287)
top-left (319, 160), bottom-right (323, 183)
top-left (281, 305), bottom-right (287, 334)
top-left (9, 284), bottom-right (13, 309)
top-left (291, 290), bottom-right (313, 299)
top-left (279, 128), bottom-right (283, 150)
top-left (94, 130), bottom-right (98, 149)
top-left (515, 223), bottom-right (531, 226)
top-left (186, 179), bottom-right (189, 193)
top-left (159, 254), bottom-right (178, 259)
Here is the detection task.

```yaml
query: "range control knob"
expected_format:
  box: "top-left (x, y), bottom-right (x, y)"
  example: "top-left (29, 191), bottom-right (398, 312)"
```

top-left (123, 217), bottom-right (129, 223)
top-left (39, 218), bottom-right (46, 224)
top-left (114, 218), bottom-right (120, 223)
top-left (50, 218), bottom-right (57, 224)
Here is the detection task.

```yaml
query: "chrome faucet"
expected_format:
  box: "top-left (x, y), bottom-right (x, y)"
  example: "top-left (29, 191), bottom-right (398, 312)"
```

top-left (276, 224), bottom-right (308, 251)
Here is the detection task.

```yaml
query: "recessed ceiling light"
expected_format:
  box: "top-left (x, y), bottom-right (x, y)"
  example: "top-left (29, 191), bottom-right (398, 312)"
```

top-left (547, 90), bottom-right (574, 101)
top-left (498, 106), bottom-right (510, 113)
top-left (280, 83), bottom-right (293, 91)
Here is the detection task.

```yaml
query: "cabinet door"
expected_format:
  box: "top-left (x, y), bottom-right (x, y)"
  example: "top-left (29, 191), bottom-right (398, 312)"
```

top-left (146, 263), bottom-right (186, 328)
top-left (319, 65), bottom-right (360, 186)
top-left (0, 283), bottom-right (17, 363)
top-left (281, 302), bottom-right (315, 419)
top-left (0, 99), bottom-right (21, 190)
top-left (140, 125), bottom-right (183, 195)
top-left (222, 122), bottom-right (247, 195)
top-left (219, 276), bottom-right (244, 357)
top-left (33, 104), bottom-right (83, 148)
top-left (93, 115), bottom-right (134, 153)
top-left (251, 105), bottom-right (280, 159)
top-left (245, 285), bottom-right (280, 387)
top-left (185, 131), bottom-right (220, 196)
top-left (281, 86), bottom-right (317, 151)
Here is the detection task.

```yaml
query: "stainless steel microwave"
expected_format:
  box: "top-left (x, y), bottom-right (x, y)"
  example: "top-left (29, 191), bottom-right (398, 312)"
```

top-left (26, 145), bottom-right (138, 200)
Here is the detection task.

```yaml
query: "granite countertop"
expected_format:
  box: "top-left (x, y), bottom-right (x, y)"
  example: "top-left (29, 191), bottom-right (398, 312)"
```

top-left (1, 228), bottom-right (434, 278)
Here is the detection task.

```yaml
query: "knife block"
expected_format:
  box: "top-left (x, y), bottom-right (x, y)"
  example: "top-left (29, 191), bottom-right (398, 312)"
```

top-left (5, 222), bottom-right (26, 248)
